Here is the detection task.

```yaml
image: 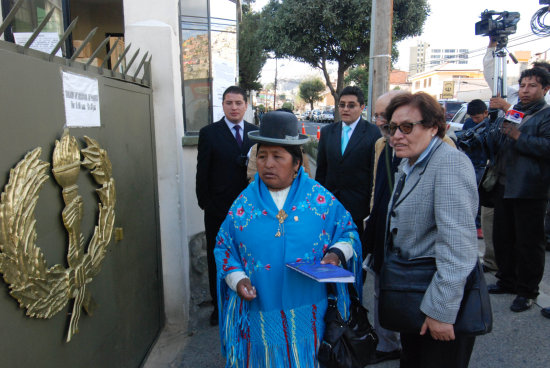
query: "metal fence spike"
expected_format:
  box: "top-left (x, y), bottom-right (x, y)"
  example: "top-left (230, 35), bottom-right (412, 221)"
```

top-left (24, 7), bottom-right (56, 49)
top-left (71, 27), bottom-right (98, 61)
top-left (50, 17), bottom-right (79, 59)
top-left (133, 52), bottom-right (149, 79)
top-left (122, 49), bottom-right (141, 77)
top-left (143, 55), bottom-right (153, 85)
top-left (85, 37), bottom-right (110, 67)
top-left (111, 43), bottom-right (132, 73)
top-left (0, 0), bottom-right (24, 38)
top-left (100, 37), bottom-right (120, 69)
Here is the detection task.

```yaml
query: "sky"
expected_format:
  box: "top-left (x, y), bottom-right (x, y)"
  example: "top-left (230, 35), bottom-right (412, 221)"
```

top-left (252, 0), bottom-right (550, 82)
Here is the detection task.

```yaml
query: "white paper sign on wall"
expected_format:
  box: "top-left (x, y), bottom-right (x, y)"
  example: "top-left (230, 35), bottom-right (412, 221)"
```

top-left (13, 32), bottom-right (63, 57)
top-left (62, 72), bottom-right (101, 127)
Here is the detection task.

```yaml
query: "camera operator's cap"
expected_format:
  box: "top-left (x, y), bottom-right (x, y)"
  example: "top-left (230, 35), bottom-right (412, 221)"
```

top-left (248, 111), bottom-right (310, 145)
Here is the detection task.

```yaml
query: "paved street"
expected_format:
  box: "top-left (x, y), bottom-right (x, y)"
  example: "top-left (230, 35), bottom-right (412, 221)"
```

top-left (299, 120), bottom-right (328, 136)
top-left (148, 249), bottom-right (550, 368)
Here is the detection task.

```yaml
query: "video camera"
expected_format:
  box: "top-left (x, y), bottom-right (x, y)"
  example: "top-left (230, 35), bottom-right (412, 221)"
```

top-left (475, 10), bottom-right (520, 37)
top-left (455, 122), bottom-right (488, 152)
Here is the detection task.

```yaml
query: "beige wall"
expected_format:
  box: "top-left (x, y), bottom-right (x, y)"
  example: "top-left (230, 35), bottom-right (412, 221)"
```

top-left (410, 70), bottom-right (486, 99)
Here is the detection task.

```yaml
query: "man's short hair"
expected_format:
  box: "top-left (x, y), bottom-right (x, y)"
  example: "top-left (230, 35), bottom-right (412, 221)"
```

top-left (339, 86), bottom-right (365, 105)
top-left (532, 61), bottom-right (550, 74)
top-left (467, 99), bottom-right (487, 115)
top-left (223, 86), bottom-right (247, 103)
top-left (519, 67), bottom-right (550, 89)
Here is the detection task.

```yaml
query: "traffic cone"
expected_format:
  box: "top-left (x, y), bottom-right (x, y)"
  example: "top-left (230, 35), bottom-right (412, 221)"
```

top-left (316, 126), bottom-right (321, 140)
top-left (301, 122), bottom-right (306, 135)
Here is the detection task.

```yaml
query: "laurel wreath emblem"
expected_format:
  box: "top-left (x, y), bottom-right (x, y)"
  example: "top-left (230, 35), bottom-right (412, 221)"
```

top-left (0, 131), bottom-right (116, 342)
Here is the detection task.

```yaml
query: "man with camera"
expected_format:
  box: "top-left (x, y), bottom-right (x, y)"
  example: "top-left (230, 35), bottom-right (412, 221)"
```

top-left (484, 37), bottom-right (550, 111)
top-left (482, 67), bottom-right (550, 313)
top-left (196, 86), bottom-right (258, 325)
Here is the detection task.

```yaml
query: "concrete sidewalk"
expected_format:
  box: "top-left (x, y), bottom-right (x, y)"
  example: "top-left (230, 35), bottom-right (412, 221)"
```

top-left (145, 250), bottom-right (550, 368)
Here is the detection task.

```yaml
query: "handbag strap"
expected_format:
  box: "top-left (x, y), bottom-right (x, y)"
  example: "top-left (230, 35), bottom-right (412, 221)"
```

top-left (325, 269), bottom-right (360, 301)
top-left (326, 282), bottom-right (360, 304)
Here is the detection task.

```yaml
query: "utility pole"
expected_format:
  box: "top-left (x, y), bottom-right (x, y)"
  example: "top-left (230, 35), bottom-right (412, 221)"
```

top-left (273, 57), bottom-right (278, 110)
top-left (367, 0), bottom-right (393, 120)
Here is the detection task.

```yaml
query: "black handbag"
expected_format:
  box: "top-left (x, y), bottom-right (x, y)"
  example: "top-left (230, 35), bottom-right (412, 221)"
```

top-left (318, 283), bottom-right (378, 368)
top-left (379, 252), bottom-right (493, 336)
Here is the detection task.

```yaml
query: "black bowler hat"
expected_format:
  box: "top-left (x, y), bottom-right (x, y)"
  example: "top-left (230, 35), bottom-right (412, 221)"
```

top-left (248, 111), bottom-right (309, 145)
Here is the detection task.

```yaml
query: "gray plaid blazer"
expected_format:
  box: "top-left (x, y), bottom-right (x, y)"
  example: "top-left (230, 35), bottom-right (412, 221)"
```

top-left (387, 138), bottom-right (478, 324)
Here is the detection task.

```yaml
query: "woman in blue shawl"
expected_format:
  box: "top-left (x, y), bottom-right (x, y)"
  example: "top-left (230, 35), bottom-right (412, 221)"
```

top-left (214, 111), bottom-right (362, 368)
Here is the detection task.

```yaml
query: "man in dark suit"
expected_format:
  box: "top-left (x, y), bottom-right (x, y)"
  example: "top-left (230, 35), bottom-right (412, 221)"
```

top-left (196, 86), bottom-right (258, 325)
top-left (316, 86), bottom-right (381, 242)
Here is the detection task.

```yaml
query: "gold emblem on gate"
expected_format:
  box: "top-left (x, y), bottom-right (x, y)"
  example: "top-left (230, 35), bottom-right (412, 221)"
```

top-left (0, 131), bottom-right (116, 342)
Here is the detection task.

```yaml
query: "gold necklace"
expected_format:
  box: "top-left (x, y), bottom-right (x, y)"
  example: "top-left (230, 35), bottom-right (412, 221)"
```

top-left (275, 209), bottom-right (288, 237)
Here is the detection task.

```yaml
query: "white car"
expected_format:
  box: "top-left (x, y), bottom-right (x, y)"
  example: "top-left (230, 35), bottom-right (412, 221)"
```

top-left (446, 103), bottom-right (468, 141)
top-left (320, 110), bottom-right (334, 123)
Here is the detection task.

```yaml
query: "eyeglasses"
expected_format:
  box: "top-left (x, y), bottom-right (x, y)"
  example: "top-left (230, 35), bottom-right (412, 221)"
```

top-left (373, 114), bottom-right (387, 123)
top-left (387, 121), bottom-right (424, 136)
top-left (338, 103), bottom-right (358, 109)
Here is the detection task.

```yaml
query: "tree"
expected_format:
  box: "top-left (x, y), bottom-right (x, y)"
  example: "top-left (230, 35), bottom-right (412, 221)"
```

top-left (238, 3), bottom-right (267, 91)
top-left (345, 66), bottom-right (370, 97)
top-left (282, 101), bottom-right (294, 111)
top-left (261, 0), bottom-right (429, 117)
top-left (298, 78), bottom-right (325, 110)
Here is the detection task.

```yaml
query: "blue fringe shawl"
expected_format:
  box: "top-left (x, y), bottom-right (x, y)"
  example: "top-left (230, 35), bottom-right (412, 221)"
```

top-left (215, 168), bottom-right (362, 368)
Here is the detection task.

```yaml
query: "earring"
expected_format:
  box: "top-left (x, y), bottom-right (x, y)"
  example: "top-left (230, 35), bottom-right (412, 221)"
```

top-left (293, 171), bottom-right (298, 179)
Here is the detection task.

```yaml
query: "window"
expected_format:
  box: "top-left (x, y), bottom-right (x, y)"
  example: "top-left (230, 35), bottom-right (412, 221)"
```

top-left (180, 1), bottom-right (210, 133)
top-left (415, 81), bottom-right (420, 89)
top-left (180, 0), bottom-right (237, 134)
top-left (2, 0), bottom-right (66, 54)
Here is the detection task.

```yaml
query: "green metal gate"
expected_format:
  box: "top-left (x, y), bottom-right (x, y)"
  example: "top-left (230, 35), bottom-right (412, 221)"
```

top-left (0, 3), bottom-right (162, 367)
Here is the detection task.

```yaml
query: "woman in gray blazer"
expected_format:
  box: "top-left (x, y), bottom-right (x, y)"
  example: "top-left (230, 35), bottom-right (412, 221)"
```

top-left (383, 92), bottom-right (479, 367)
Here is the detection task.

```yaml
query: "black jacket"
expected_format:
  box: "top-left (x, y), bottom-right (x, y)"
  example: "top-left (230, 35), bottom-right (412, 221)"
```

top-left (196, 118), bottom-right (258, 219)
top-left (363, 143), bottom-right (400, 273)
top-left (486, 100), bottom-right (550, 199)
top-left (315, 118), bottom-right (381, 227)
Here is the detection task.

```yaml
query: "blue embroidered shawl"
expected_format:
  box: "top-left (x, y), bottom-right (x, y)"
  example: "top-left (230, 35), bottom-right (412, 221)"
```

top-left (215, 168), bottom-right (362, 368)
